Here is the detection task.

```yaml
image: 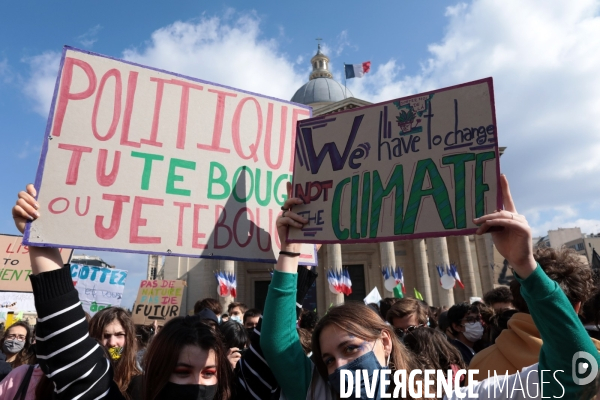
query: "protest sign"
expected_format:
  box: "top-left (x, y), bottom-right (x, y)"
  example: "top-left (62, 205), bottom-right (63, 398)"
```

top-left (132, 279), bottom-right (185, 325)
top-left (25, 46), bottom-right (317, 265)
top-left (0, 233), bottom-right (72, 292)
top-left (288, 78), bottom-right (500, 243)
top-left (0, 292), bottom-right (36, 312)
top-left (70, 264), bottom-right (128, 315)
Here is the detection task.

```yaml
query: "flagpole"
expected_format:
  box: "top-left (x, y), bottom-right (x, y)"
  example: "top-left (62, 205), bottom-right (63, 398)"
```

top-left (343, 62), bottom-right (347, 98)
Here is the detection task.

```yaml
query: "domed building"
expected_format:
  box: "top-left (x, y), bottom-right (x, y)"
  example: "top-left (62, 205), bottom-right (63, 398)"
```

top-left (290, 44), bottom-right (370, 115)
top-left (154, 45), bottom-right (506, 317)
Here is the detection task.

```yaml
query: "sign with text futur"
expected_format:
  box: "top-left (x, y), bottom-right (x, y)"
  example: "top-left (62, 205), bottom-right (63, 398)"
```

top-left (0, 234), bottom-right (72, 292)
top-left (25, 46), bottom-right (316, 265)
top-left (132, 279), bottom-right (185, 325)
top-left (71, 264), bottom-right (128, 316)
top-left (287, 78), bottom-right (500, 244)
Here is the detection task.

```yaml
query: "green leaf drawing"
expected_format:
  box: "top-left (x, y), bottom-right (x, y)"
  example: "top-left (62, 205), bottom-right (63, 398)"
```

top-left (396, 109), bottom-right (416, 123)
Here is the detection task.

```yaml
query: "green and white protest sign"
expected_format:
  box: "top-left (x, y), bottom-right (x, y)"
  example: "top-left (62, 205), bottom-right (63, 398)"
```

top-left (288, 78), bottom-right (500, 243)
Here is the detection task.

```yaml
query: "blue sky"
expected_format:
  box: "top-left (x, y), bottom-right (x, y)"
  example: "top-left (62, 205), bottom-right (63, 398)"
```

top-left (1, 0), bottom-right (600, 308)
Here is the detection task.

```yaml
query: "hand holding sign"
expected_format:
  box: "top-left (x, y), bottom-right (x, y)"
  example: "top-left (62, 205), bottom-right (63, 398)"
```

top-left (474, 174), bottom-right (537, 279)
top-left (12, 184), bottom-right (39, 235)
top-left (276, 183), bottom-right (308, 254)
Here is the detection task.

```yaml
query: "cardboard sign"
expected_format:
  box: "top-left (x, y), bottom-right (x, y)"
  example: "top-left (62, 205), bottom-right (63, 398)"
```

top-left (0, 292), bottom-right (36, 312)
top-left (132, 279), bottom-right (185, 325)
top-left (25, 46), bottom-right (317, 265)
top-left (0, 234), bottom-right (72, 292)
top-left (288, 78), bottom-right (500, 243)
top-left (71, 264), bottom-right (128, 315)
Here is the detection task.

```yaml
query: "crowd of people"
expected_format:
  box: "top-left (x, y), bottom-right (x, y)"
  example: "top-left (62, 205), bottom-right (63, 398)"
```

top-left (0, 176), bottom-right (599, 399)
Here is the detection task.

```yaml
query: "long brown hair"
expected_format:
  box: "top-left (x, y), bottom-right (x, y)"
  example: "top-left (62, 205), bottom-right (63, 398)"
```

top-left (89, 307), bottom-right (141, 397)
top-left (403, 327), bottom-right (466, 387)
top-left (142, 315), bottom-right (233, 400)
top-left (311, 302), bottom-right (420, 398)
top-left (1, 321), bottom-right (34, 368)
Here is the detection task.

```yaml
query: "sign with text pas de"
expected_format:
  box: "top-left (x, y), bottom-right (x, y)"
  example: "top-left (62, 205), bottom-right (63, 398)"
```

top-left (132, 279), bottom-right (185, 325)
top-left (0, 234), bottom-right (72, 292)
top-left (71, 264), bottom-right (128, 316)
top-left (25, 46), bottom-right (316, 265)
top-left (288, 78), bottom-right (500, 244)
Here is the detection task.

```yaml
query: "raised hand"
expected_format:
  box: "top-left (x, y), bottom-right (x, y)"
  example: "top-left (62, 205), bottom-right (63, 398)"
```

top-left (473, 175), bottom-right (537, 278)
top-left (12, 184), bottom-right (39, 234)
top-left (276, 182), bottom-right (308, 254)
top-left (11, 184), bottom-right (63, 274)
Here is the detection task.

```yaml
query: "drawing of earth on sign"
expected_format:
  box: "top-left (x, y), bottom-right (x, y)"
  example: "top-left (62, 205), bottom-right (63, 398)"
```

top-left (393, 94), bottom-right (434, 135)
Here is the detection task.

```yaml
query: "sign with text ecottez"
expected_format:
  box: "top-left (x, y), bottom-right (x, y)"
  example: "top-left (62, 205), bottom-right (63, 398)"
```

top-left (287, 78), bottom-right (500, 244)
top-left (71, 264), bottom-right (128, 316)
top-left (25, 46), bottom-right (317, 265)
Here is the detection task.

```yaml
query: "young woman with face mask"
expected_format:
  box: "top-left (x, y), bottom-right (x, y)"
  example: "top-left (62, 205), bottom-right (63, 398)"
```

top-left (262, 177), bottom-right (600, 400)
top-left (261, 194), bottom-right (421, 400)
top-left (142, 315), bottom-right (233, 400)
top-left (1, 321), bottom-right (33, 369)
top-left (89, 307), bottom-right (141, 398)
top-left (11, 184), bottom-right (233, 400)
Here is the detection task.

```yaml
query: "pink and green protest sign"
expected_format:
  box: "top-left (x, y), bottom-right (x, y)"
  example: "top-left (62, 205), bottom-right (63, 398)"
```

top-left (25, 46), bottom-right (316, 264)
top-left (287, 78), bottom-right (501, 244)
top-left (132, 279), bottom-right (185, 325)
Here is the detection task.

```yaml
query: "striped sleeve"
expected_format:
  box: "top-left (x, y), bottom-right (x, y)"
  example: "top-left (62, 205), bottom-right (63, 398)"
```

top-left (30, 266), bottom-right (124, 400)
top-left (235, 318), bottom-right (282, 400)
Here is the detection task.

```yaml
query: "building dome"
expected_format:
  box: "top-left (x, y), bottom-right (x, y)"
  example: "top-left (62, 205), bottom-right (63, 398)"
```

top-left (290, 44), bottom-right (353, 107)
top-left (291, 78), bottom-right (353, 106)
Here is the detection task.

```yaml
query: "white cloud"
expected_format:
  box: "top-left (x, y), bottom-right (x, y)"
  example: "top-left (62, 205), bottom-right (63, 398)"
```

top-left (123, 14), bottom-right (305, 101)
top-left (347, 0), bottom-right (600, 231)
top-left (77, 24), bottom-right (102, 48)
top-left (0, 58), bottom-right (11, 83)
top-left (321, 31), bottom-right (356, 58)
top-left (22, 51), bottom-right (61, 116)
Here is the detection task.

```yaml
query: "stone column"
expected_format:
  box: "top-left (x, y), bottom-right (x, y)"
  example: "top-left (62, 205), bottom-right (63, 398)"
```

top-left (456, 235), bottom-right (478, 300)
top-left (326, 244), bottom-right (344, 306)
top-left (475, 235), bottom-right (494, 294)
top-left (412, 239), bottom-right (432, 305)
top-left (379, 242), bottom-right (396, 268)
top-left (429, 237), bottom-right (454, 307)
top-left (380, 242), bottom-right (395, 298)
top-left (218, 260), bottom-right (236, 311)
top-left (484, 234), bottom-right (498, 286)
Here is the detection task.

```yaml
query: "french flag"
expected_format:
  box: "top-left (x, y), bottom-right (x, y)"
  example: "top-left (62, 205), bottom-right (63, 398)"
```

top-left (449, 264), bottom-right (464, 289)
top-left (394, 266), bottom-right (406, 294)
top-left (341, 269), bottom-right (353, 296)
top-left (228, 272), bottom-right (237, 298)
top-left (215, 272), bottom-right (229, 296)
top-left (345, 61), bottom-right (371, 79)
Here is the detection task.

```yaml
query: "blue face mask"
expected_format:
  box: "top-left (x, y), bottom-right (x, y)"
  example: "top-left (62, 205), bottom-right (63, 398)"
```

top-left (327, 343), bottom-right (389, 400)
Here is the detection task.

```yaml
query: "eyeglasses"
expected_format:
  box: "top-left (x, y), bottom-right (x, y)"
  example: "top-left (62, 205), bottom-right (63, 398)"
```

top-left (6, 334), bottom-right (26, 341)
top-left (394, 324), bottom-right (424, 337)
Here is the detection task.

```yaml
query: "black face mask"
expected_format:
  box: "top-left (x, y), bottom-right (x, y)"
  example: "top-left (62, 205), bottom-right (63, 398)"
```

top-left (158, 382), bottom-right (218, 400)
